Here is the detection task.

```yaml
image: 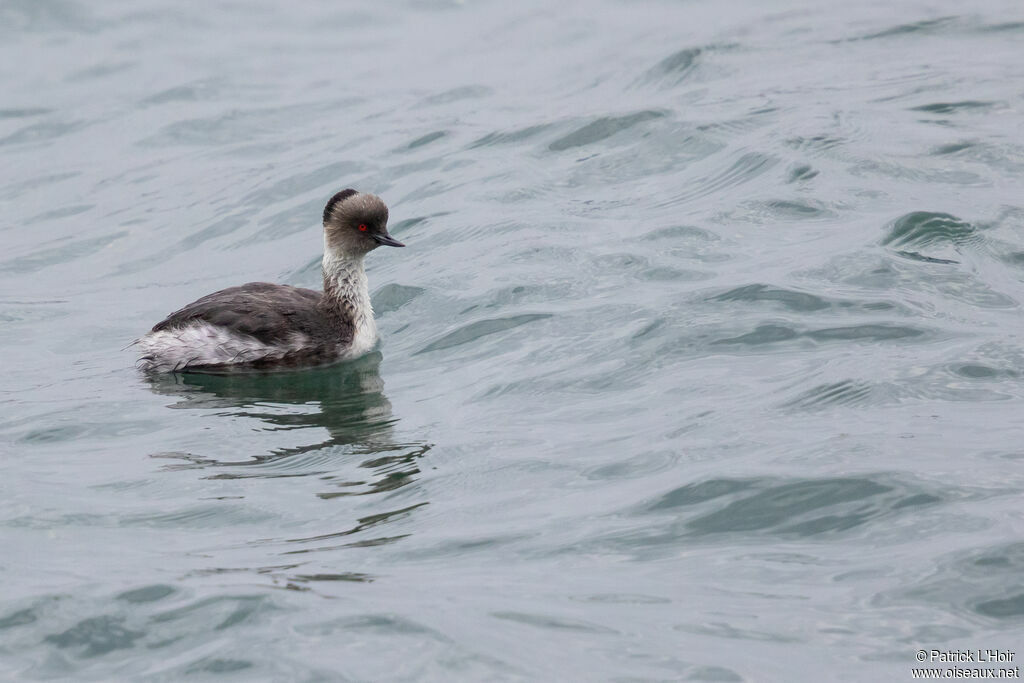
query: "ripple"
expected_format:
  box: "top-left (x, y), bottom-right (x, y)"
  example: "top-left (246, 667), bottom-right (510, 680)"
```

top-left (138, 79), bottom-right (226, 106)
top-left (297, 613), bottom-right (447, 638)
top-left (691, 479), bottom-right (893, 534)
top-left (683, 477), bottom-right (939, 537)
top-left (643, 225), bottom-right (719, 243)
top-left (286, 503), bottom-right (427, 546)
top-left (124, 503), bottom-right (276, 529)
top-left (66, 60), bottom-right (135, 82)
top-left (805, 324), bottom-right (924, 342)
top-left (24, 203), bottom-right (94, 225)
top-left (372, 283), bottom-right (425, 315)
top-left (614, 477), bottom-right (946, 556)
top-left (159, 594), bottom-right (268, 627)
top-left (808, 251), bottom-right (1017, 308)
top-left (882, 211), bottom-right (979, 249)
top-left (660, 151), bottom-right (778, 205)
top-left (713, 324), bottom-right (798, 346)
top-left (469, 123), bottom-right (553, 148)
top-left (979, 21), bottom-right (1024, 33)
top-left (646, 479), bottom-right (755, 511)
top-left (0, 120), bottom-right (86, 147)
top-left (405, 130), bottom-right (447, 149)
top-left (952, 363), bottom-right (1015, 380)
top-left (45, 615), bottom-right (144, 658)
top-left (0, 107), bottom-right (51, 119)
top-left (893, 250), bottom-right (960, 265)
top-left (641, 47), bottom-right (701, 85)
top-left (711, 284), bottom-right (830, 312)
top-left (185, 658), bottom-right (253, 674)
top-left (910, 101), bottom-right (997, 115)
top-left (781, 380), bottom-right (878, 411)
top-left (290, 572), bottom-right (374, 584)
top-left (17, 424), bottom-right (88, 444)
top-left (0, 607), bottom-right (37, 630)
top-left (390, 215), bottom-right (431, 234)
top-left (852, 159), bottom-right (987, 186)
top-left (698, 106), bottom-right (778, 137)
top-left (682, 665), bottom-right (744, 681)
top-left (242, 160), bottom-right (362, 208)
top-left (415, 314), bottom-right (552, 354)
top-left (570, 593), bottom-right (670, 605)
top-left (859, 16), bottom-right (959, 40)
top-left (176, 211), bottom-right (255, 252)
top-left (548, 111), bottom-right (665, 151)
top-left (139, 105), bottom-right (323, 147)
top-left (784, 135), bottom-right (844, 154)
top-left (116, 585), bottom-right (176, 604)
top-left (0, 171), bottom-right (78, 201)
top-left (0, 298), bottom-right (68, 329)
top-left (758, 199), bottom-right (833, 219)
top-left (0, 230), bottom-right (127, 274)
top-left (491, 611), bottom-right (617, 634)
top-left (639, 266), bottom-right (710, 282)
top-left (421, 85), bottom-right (492, 105)
top-left (0, 0), bottom-right (99, 33)
top-left (976, 595), bottom-right (1024, 618)
top-left (889, 543), bottom-right (1024, 622)
top-left (675, 621), bottom-right (800, 644)
top-left (931, 141), bottom-right (975, 155)
top-left (785, 163), bottom-right (819, 182)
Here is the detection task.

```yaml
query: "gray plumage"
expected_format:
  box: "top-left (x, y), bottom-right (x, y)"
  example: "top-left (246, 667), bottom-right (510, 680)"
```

top-left (136, 190), bottom-right (404, 373)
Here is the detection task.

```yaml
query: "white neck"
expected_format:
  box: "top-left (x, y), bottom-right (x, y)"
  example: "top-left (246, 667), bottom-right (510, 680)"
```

top-left (322, 242), bottom-right (378, 355)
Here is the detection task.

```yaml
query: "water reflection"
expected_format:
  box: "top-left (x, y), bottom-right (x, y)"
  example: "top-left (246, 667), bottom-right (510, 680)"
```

top-left (143, 353), bottom-right (430, 498)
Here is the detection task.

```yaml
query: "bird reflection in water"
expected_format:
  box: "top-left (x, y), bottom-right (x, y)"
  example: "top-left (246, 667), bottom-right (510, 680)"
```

top-left (143, 352), bottom-right (430, 499)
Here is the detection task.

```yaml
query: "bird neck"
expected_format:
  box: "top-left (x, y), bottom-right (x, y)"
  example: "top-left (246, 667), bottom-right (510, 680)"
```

top-left (321, 249), bottom-right (375, 338)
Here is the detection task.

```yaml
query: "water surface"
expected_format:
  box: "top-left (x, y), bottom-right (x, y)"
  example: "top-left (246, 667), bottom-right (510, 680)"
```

top-left (3, 0), bottom-right (1024, 680)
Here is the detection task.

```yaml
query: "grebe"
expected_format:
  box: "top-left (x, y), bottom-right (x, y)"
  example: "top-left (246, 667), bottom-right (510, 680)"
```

top-left (136, 189), bottom-right (404, 373)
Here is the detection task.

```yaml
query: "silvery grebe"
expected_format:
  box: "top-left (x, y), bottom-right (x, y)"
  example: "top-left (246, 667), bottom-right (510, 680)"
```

top-left (136, 189), bottom-right (404, 373)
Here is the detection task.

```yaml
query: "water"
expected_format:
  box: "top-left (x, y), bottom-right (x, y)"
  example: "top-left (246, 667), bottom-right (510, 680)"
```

top-left (2, 0), bottom-right (1024, 679)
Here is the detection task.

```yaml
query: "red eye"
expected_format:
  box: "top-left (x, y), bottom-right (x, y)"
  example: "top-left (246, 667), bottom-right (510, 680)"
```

top-left (358, 224), bottom-right (368, 231)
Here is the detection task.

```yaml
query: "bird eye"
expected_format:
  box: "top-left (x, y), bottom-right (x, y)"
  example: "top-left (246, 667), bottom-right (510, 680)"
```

top-left (358, 224), bottom-right (368, 231)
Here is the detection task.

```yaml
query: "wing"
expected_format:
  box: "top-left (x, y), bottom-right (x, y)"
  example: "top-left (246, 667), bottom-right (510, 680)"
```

top-left (151, 282), bottom-right (348, 346)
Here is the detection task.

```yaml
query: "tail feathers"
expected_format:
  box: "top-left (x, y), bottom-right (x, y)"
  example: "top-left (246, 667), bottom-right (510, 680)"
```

top-left (132, 322), bottom-right (307, 373)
